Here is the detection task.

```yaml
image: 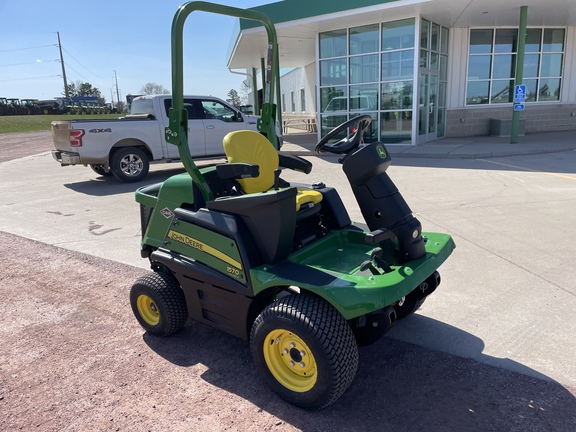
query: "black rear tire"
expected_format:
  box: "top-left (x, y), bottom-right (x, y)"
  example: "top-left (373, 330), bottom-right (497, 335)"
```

top-left (130, 272), bottom-right (187, 337)
top-left (110, 147), bottom-right (149, 183)
top-left (250, 293), bottom-right (359, 409)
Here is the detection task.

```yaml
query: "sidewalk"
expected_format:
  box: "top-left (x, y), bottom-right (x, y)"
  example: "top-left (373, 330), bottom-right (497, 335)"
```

top-left (282, 128), bottom-right (576, 159)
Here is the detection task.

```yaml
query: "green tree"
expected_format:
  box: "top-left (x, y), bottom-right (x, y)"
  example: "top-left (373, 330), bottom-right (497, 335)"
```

top-left (140, 82), bottom-right (170, 95)
top-left (64, 81), bottom-right (105, 105)
top-left (226, 89), bottom-right (242, 108)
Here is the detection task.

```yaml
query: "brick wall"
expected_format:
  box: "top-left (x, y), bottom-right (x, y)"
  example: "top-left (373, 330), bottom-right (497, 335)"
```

top-left (446, 104), bottom-right (576, 137)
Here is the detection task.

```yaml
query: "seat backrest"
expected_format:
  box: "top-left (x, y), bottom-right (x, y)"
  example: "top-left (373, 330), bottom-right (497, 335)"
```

top-left (223, 130), bottom-right (279, 194)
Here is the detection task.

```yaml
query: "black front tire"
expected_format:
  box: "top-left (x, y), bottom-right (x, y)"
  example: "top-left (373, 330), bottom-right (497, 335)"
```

top-left (250, 293), bottom-right (359, 409)
top-left (110, 147), bottom-right (149, 183)
top-left (130, 272), bottom-right (188, 337)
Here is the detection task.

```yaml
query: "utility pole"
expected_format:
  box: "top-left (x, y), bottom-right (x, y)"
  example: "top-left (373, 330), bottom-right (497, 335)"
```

top-left (113, 70), bottom-right (120, 106)
top-left (57, 32), bottom-right (69, 97)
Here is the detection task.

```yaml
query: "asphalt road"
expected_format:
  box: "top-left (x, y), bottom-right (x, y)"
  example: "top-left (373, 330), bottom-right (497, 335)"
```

top-left (1, 131), bottom-right (575, 428)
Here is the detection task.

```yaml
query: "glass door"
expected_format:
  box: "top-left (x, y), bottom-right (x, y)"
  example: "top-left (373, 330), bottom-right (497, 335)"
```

top-left (418, 71), bottom-right (439, 143)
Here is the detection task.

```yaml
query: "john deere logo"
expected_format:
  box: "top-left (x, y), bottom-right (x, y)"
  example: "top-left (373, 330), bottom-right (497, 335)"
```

top-left (377, 145), bottom-right (387, 159)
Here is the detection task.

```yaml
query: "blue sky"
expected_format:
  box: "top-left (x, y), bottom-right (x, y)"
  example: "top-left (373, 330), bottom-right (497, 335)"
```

top-left (0, 0), bottom-right (273, 103)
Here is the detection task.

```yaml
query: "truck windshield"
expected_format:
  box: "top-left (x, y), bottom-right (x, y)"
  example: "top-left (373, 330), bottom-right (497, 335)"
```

top-left (131, 98), bottom-right (155, 116)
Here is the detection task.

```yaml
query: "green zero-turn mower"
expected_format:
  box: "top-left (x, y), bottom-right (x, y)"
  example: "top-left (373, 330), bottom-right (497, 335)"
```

top-left (130, 1), bottom-right (455, 410)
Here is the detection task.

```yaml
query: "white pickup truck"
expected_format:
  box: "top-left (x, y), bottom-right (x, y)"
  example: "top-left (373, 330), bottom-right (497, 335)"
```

top-left (51, 95), bottom-right (279, 182)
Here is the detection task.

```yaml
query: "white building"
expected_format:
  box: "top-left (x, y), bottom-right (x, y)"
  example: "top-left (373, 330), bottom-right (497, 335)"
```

top-left (228, 0), bottom-right (576, 144)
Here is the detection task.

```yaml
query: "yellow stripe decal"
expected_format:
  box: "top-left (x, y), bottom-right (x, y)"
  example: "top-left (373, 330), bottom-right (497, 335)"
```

top-left (167, 230), bottom-right (242, 270)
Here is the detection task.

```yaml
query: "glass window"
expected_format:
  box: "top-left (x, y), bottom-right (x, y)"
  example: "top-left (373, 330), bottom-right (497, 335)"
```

top-left (320, 29), bottom-right (347, 58)
top-left (431, 23), bottom-right (440, 52)
top-left (543, 29), bottom-right (565, 52)
top-left (470, 29), bottom-right (493, 54)
top-left (200, 100), bottom-right (236, 122)
top-left (438, 82), bottom-right (447, 107)
top-left (350, 24), bottom-right (379, 55)
top-left (466, 81), bottom-right (490, 105)
top-left (540, 53), bottom-right (563, 77)
top-left (494, 29), bottom-right (517, 53)
top-left (420, 20), bottom-right (430, 50)
top-left (382, 18), bottom-right (415, 50)
top-left (468, 55), bottom-right (491, 79)
top-left (382, 50), bottom-right (414, 81)
top-left (350, 54), bottom-right (379, 83)
top-left (300, 88), bottom-right (306, 112)
top-left (290, 91), bottom-right (295, 112)
top-left (319, 18), bottom-right (420, 143)
top-left (321, 87), bottom-right (348, 112)
top-left (525, 29), bottom-right (542, 52)
top-left (491, 80), bottom-right (513, 103)
top-left (523, 79), bottom-right (538, 102)
top-left (440, 27), bottom-right (449, 54)
top-left (440, 55), bottom-right (448, 80)
top-left (430, 52), bottom-right (439, 70)
top-left (380, 111), bottom-right (412, 143)
top-left (381, 81), bottom-right (413, 110)
top-left (420, 49), bottom-right (429, 68)
top-left (492, 54), bottom-right (516, 79)
top-left (320, 58), bottom-right (347, 86)
top-left (350, 85), bottom-right (378, 111)
top-left (466, 27), bottom-right (564, 104)
top-left (320, 114), bottom-right (348, 137)
top-left (539, 78), bottom-right (561, 101)
top-left (523, 54), bottom-right (540, 77)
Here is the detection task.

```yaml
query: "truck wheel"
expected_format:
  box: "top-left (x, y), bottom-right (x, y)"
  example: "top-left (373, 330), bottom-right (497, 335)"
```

top-left (90, 164), bottom-right (112, 177)
top-left (110, 147), bottom-right (149, 183)
top-left (130, 272), bottom-right (188, 337)
top-left (250, 293), bottom-right (359, 409)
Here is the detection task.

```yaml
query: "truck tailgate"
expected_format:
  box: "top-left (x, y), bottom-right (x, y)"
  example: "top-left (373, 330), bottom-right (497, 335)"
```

top-left (52, 121), bottom-right (72, 151)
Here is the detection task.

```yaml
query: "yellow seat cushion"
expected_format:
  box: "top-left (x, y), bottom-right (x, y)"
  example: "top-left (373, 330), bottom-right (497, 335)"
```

top-left (223, 131), bottom-right (278, 194)
top-left (223, 130), bottom-right (322, 211)
top-left (296, 188), bottom-right (323, 211)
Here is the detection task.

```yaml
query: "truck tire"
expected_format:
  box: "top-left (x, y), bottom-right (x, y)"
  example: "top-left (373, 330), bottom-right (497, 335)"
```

top-left (250, 293), bottom-right (359, 409)
top-left (130, 272), bottom-right (188, 337)
top-left (90, 164), bottom-right (112, 177)
top-left (110, 147), bottom-right (149, 183)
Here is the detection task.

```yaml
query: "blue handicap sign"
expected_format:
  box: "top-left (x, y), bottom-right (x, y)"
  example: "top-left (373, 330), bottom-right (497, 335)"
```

top-left (514, 85), bottom-right (527, 103)
top-left (514, 104), bottom-right (525, 111)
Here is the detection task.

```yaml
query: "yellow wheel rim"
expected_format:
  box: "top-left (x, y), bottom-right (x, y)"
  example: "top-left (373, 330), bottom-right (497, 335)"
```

top-left (263, 329), bottom-right (317, 392)
top-left (137, 294), bottom-right (160, 326)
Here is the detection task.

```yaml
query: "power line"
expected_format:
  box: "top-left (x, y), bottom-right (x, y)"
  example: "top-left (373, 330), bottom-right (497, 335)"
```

top-left (0, 44), bottom-right (56, 53)
top-left (0, 59), bottom-right (60, 68)
top-left (64, 61), bottom-right (89, 81)
top-left (62, 47), bottom-right (109, 81)
top-left (0, 75), bottom-right (61, 83)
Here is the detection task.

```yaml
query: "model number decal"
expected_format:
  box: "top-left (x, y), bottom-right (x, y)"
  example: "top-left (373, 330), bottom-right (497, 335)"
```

top-left (167, 230), bottom-right (242, 270)
top-left (88, 128), bottom-right (112, 133)
top-left (226, 266), bottom-right (241, 278)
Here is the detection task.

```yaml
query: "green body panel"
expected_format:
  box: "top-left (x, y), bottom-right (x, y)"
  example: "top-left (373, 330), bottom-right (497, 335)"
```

top-left (135, 170), bottom-right (209, 250)
top-left (165, 219), bottom-right (246, 283)
top-left (250, 229), bottom-right (455, 320)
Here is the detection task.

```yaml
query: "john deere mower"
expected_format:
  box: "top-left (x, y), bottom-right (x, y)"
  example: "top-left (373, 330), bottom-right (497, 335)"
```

top-left (130, 1), bottom-right (455, 410)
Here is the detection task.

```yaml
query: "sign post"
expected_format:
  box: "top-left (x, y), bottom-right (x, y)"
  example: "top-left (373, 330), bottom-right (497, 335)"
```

top-left (511, 6), bottom-right (528, 144)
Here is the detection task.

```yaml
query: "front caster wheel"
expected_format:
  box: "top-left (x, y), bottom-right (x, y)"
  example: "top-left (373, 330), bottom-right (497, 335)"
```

top-left (250, 294), bottom-right (359, 410)
top-left (130, 272), bottom-right (188, 336)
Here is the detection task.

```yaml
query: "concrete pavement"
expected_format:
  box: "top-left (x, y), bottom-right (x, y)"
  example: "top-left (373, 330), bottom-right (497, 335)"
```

top-left (282, 128), bottom-right (576, 159)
